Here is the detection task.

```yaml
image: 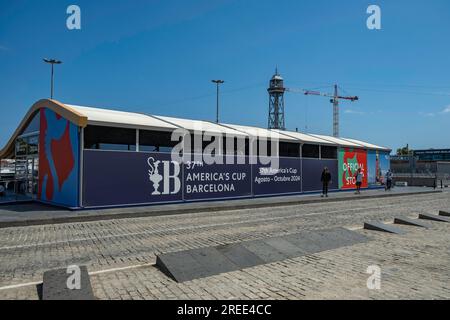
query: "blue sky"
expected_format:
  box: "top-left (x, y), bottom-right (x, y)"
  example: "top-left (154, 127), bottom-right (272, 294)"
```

top-left (0, 0), bottom-right (449, 151)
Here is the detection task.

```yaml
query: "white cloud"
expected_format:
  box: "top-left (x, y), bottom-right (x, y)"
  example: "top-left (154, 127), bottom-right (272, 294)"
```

top-left (419, 105), bottom-right (450, 117)
top-left (344, 109), bottom-right (365, 115)
top-left (442, 105), bottom-right (450, 114)
top-left (419, 112), bottom-right (435, 117)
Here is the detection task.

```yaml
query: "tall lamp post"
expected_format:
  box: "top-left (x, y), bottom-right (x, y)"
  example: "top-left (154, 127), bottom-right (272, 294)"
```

top-left (43, 58), bottom-right (62, 99)
top-left (211, 80), bottom-right (224, 123)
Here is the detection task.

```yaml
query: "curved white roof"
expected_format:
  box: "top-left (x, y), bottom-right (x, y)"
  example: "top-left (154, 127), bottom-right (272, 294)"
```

top-left (340, 138), bottom-right (389, 151)
top-left (67, 104), bottom-right (178, 131)
top-left (0, 99), bottom-right (390, 160)
top-left (152, 115), bottom-right (248, 137)
top-left (65, 103), bottom-right (390, 151)
top-left (271, 130), bottom-right (336, 145)
top-left (220, 123), bottom-right (297, 142)
top-left (307, 134), bottom-right (365, 148)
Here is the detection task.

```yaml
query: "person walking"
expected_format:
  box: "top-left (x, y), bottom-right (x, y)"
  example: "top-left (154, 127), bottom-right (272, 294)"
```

top-left (321, 167), bottom-right (331, 197)
top-left (385, 169), bottom-right (393, 191)
top-left (355, 168), bottom-right (363, 194)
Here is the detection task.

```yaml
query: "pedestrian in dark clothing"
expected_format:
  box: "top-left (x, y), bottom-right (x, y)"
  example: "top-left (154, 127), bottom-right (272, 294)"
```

top-left (355, 168), bottom-right (363, 194)
top-left (321, 167), bottom-right (331, 197)
top-left (385, 170), bottom-right (393, 191)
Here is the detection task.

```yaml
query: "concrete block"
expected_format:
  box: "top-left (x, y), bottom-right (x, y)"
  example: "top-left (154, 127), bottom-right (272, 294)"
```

top-left (419, 213), bottom-right (450, 223)
top-left (216, 244), bottom-right (265, 268)
top-left (263, 238), bottom-right (308, 259)
top-left (364, 221), bottom-right (406, 235)
top-left (394, 217), bottom-right (430, 228)
top-left (42, 266), bottom-right (95, 300)
top-left (156, 227), bottom-right (373, 283)
top-left (189, 247), bottom-right (239, 276)
top-left (156, 251), bottom-right (210, 282)
top-left (439, 210), bottom-right (450, 217)
top-left (314, 228), bottom-right (369, 248)
top-left (241, 240), bottom-right (289, 263)
top-left (283, 231), bottom-right (327, 254)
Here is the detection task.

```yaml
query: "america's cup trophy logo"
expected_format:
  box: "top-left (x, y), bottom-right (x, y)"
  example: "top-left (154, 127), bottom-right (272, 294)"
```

top-left (147, 157), bottom-right (163, 195)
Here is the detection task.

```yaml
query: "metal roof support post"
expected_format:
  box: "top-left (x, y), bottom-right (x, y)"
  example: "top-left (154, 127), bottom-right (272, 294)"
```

top-left (136, 129), bottom-right (140, 152)
top-left (79, 127), bottom-right (84, 208)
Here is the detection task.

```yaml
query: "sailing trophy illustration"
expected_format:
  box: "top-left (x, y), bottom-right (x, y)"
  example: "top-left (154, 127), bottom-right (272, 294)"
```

top-left (147, 157), bottom-right (163, 195)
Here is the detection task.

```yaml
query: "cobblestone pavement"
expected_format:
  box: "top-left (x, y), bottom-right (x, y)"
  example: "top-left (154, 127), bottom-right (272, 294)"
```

top-left (0, 191), bottom-right (449, 299)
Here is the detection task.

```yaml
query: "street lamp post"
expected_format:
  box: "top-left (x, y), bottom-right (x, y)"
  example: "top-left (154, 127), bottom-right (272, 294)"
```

top-left (211, 80), bottom-right (224, 123)
top-left (43, 58), bottom-right (62, 99)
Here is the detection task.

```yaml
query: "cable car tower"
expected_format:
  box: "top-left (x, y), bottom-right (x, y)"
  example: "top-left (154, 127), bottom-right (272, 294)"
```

top-left (267, 68), bottom-right (286, 130)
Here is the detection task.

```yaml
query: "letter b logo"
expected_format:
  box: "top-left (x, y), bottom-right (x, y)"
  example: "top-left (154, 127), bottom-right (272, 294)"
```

top-left (163, 161), bottom-right (181, 195)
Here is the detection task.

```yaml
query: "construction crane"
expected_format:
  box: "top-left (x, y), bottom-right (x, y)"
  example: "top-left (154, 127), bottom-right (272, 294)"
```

top-left (286, 84), bottom-right (359, 137)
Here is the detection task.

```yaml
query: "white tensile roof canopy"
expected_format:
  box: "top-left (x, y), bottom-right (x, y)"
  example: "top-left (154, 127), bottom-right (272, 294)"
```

top-left (307, 134), bottom-right (365, 148)
top-left (339, 138), bottom-right (389, 151)
top-left (152, 115), bottom-right (248, 137)
top-left (0, 100), bottom-right (391, 160)
top-left (271, 130), bottom-right (336, 145)
top-left (220, 123), bottom-right (298, 142)
top-left (68, 103), bottom-right (390, 151)
top-left (67, 104), bottom-right (179, 132)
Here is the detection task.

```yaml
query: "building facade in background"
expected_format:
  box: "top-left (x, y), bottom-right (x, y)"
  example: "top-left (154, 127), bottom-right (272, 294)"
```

top-left (413, 149), bottom-right (450, 161)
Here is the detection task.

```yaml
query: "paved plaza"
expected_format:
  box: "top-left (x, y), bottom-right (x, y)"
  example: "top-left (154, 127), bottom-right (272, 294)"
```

top-left (0, 187), bottom-right (440, 227)
top-left (0, 190), bottom-right (449, 299)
